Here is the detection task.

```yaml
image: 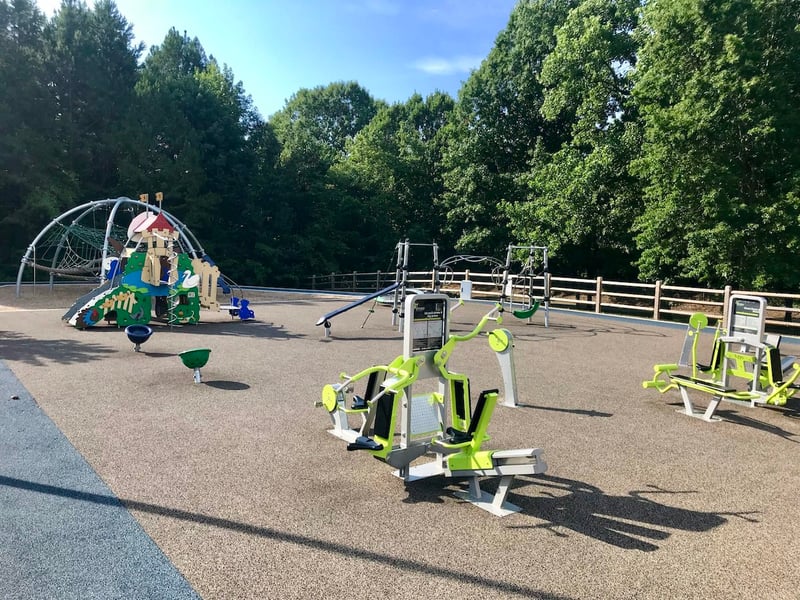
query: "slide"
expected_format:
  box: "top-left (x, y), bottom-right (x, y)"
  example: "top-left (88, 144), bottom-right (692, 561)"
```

top-left (67, 283), bottom-right (151, 328)
top-left (316, 282), bottom-right (401, 327)
top-left (61, 277), bottom-right (117, 321)
top-left (66, 285), bottom-right (124, 327)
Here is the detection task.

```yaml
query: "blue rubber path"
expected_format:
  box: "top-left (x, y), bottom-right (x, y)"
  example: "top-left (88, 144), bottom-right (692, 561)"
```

top-left (0, 361), bottom-right (200, 600)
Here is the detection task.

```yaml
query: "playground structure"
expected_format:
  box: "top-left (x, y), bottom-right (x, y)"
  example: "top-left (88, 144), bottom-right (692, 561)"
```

top-left (123, 322), bottom-right (211, 384)
top-left (318, 293), bottom-right (545, 516)
top-left (316, 240), bottom-right (440, 337)
top-left (499, 244), bottom-right (549, 326)
top-left (16, 196), bottom-right (252, 328)
top-left (643, 294), bottom-right (800, 421)
top-left (440, 244), bottom-right (549, 326)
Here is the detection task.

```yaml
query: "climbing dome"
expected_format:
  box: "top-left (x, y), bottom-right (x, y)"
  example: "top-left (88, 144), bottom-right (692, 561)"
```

top-left (16, 197), bottom-right (207, 296)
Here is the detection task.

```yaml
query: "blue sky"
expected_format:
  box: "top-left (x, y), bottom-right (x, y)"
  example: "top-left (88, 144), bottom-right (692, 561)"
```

top-left (35, 0), bottom-right (517, 118)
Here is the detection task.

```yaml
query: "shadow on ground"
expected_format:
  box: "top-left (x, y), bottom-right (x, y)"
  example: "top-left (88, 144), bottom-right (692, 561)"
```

top-left (402, 474), bottom-right (739, 553)
top-left (68, 320), bottom-right (305, 341)
top-left (0, 474), bottom-right (573, 600)
top-left (665, 401), bottom-right (800, 442)
top-left (0, 331), bottom-right (115, 366)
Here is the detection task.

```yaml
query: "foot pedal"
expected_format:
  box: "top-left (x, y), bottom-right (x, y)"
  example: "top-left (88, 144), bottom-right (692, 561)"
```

top-left (347, 436), bottom-right (383, 451)
top-left (444, 427), bottom-right (472, 444)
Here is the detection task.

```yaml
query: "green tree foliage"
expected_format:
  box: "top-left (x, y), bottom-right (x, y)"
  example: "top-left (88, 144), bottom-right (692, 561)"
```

top-left (267, 82), bottom-right (381, 281)
top-left (0, 0), bottom-right (141, 280)
top-left (271, 81), bottom-right (380, 169)
top-left (441, 0), bottom-right (578, 257)
top-left (121, 29), bottom-right (207, 204)
top-left (507, 0), bottom-right (642, 276)
top-left (43, 0), bottom-right (141, 198)
top-left (6, 0), bottom-right (800, 292)
top-left (0, 0), bottom-right (59, 277)
top-left (122, 28), bottom-right (265, 283)
top-left (339, 92), bottom-right (455, 254)
top-left (633, 0), bottom-right (800, 289)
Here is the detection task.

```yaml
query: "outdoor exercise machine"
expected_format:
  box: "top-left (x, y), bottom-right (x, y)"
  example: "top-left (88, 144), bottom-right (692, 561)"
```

top-left (438, 244), bottom-right (549, 328)
top-left (449, 300), bottom-right (520, 408)
top-left (500, 245), bottom-right (550, 326)
top-left (317, 292), bottom-right (546, 516)
top-left (439, 253), bottom-right (505, 302)
top-left (440, 245), bottom-right (549, 322)
top-left (643, 294), bottom-right (800, 421)
top-left (315, 239), bottom-right (440, 337)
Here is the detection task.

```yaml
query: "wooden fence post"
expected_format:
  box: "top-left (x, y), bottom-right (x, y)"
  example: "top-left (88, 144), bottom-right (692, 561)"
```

top-left (376, 270), bottom-right (381, 289)
top-left (595, 277), bottom-right (603, 313)
top-left (653, 280), bottom-right (662, 321)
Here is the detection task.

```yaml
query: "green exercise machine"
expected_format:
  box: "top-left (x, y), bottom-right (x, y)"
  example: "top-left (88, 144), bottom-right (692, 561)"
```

top-left (318, 293), bottom-right (546, 516)
top-left (643, 294), bottom-right (800, 421)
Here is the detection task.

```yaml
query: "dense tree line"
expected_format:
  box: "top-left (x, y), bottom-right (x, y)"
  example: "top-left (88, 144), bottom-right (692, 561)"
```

top-left (2, 0), bottom-right (798, 289)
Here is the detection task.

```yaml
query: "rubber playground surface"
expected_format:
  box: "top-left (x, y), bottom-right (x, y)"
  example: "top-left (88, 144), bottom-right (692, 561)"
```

top-left (1, 285), bottom-right (799, 600)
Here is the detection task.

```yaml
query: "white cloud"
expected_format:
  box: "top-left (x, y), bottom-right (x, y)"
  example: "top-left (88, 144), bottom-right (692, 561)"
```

top-left (412, 56), bottom-right (481, 75)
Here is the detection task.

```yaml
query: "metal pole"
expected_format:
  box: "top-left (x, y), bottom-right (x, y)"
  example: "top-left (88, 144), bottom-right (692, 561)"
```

top-left (432, 242), bottom-right (440, 293)
top-left (392, 240), bottom-right (404, 327)
top-left (542, 246), bottom-right (550, 327)
top-left (500, 244), bottom-right (512, 308)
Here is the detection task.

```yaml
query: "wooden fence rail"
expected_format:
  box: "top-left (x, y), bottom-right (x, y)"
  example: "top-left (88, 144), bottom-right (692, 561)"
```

top-left (310, 271), bottom-right (800, 332)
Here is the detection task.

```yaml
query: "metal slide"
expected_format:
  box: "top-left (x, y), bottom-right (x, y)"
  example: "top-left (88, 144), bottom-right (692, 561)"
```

top-left (315, 282), bottom-right (401, 327)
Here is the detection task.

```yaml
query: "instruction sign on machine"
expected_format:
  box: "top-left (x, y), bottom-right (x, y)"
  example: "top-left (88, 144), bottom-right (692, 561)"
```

top-left (406, 295), bottom-right (447, 354)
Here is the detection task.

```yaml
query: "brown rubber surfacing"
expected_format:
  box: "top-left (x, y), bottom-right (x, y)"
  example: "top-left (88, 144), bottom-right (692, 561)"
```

top-left (1, 286), bottom-right (799, 599)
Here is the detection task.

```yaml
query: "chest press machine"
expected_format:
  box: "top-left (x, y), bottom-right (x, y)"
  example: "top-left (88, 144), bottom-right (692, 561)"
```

top-left (643, 294), bottom-right (800, 422)
top-left (318, 293), bottom-right (547, 516)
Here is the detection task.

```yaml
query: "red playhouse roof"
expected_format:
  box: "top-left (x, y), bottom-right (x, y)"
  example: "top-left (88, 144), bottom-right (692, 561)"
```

top-left (147, 212), bottom-right (175, 233)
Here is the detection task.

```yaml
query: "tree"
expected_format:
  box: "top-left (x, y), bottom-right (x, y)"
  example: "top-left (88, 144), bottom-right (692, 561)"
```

top-left (267, 82), bottom-right (381, 280)
top-left (506, 0), bottom-right (642, 277)
top-left (1, 0), bottom-right (140, 279)
top-left (632, 0), bottom-right (800, 289)
top-left (271, 81), bottom-right (380, 170)
top-left (121, 27), bottom-right (265, 283)
top-left (339, 92), bottom-right (455, 254)
top-left (440, 0), bottom-right (578, 257)
top-left (0, 0), bottom-right (61, 279)
top-left (42, 0), bottom-right (141, 198)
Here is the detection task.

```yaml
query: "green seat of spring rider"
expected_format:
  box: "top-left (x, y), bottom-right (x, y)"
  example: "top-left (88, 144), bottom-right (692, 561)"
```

top-left (179, 348), bottom-right (211, 383)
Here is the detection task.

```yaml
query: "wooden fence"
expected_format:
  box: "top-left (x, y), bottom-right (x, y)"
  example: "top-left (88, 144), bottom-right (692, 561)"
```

top-left (310, 270), bottom-right (800, 331)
